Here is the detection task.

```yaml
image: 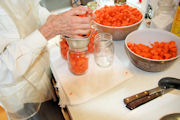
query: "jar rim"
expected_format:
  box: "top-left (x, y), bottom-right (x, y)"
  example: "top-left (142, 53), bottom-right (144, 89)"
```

top-left (94, 32), bottom-right (113, 47)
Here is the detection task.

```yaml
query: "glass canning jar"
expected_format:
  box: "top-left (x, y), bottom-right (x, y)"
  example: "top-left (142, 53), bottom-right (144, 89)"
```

top-left (155, 0), bottom-right (176, 17)
top-left (67, 47), bottom-right (89, 75)
top-left (0, 79), bottom-right (43, 120)
top-left (94, 33), bottom-right (114, 67)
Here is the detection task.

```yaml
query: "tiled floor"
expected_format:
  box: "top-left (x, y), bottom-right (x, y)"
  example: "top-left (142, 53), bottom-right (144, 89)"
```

top-left (28, 100), bottom-right (65, 120)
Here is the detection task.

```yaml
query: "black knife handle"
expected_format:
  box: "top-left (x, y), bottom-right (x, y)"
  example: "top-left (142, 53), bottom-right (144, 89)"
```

top-left (123, 91), bottom-right (149, 105)
top-left (126, 91), bottom-right (162, 110)
top-left (158, 77), bottom-right (180, 90)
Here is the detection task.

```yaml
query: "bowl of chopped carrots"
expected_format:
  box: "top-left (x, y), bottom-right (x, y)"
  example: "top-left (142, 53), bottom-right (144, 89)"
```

top-left (125, 29), bottom-right (180, 72)
top-left (93, 4), bottom-right (143, 40)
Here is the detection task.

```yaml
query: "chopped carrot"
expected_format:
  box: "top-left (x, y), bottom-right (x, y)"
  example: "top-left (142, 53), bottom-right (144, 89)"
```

top-left (127, 41), bottom-right (177, 60)
top-left (88, 29), bottom-right (98, 53)
top-left (69, 51), bottom-right (88, 74)
top-left (59, 37), bottom-right (69, 60)
top-left (94, 4), bottom-right (142, 27)
top-left (69, 92), bottom-right (72, 96)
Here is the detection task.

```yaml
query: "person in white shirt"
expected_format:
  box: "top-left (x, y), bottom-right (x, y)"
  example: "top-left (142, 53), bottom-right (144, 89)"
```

top-left (0, 0), bottom-right (92, 119)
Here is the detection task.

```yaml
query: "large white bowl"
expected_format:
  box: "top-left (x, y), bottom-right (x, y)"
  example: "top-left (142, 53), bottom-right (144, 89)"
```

top-left (93, 3), bottom-right (144, 40)
top-left (125, 29), bottom-right (180, 72)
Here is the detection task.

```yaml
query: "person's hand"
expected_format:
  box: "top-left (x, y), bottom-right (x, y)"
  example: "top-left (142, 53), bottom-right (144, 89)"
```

top-left (39, 6), bottom-right (92, 40)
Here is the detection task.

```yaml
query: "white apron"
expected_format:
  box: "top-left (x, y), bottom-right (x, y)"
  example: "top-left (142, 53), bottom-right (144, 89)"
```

top-left (0, 0), bottom-right (55, 117)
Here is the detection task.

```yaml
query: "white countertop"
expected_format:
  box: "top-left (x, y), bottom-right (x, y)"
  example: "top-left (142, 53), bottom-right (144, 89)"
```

top-left (49, 37), bottom-right (180, 120)
top-left (65, 40), bottom-right (180, 120)
top-left (49, 1), bottom-right (180, 120)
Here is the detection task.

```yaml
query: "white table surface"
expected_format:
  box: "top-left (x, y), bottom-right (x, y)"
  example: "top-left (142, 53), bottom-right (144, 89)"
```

top-left (49, 1), bottom-right (180, 120)
top-left (50, 38), bottom-right (180, 120)
top-left (64, 40), bottom-right (180, 120)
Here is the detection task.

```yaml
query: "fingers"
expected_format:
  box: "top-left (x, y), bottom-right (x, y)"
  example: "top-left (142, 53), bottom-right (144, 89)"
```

top-left (68, 6), bottom-right (93, 16)
top-left (69, 6), bottom-right (89, 16)
top-left (73, 29), bottom-right (91, 35)
top-left (72, 16), bottom-right (92, 24)
top-left (45, 6), bottom-right (93, 38)
top-left (70, 23), bottom-right (91, 31)
top-left (63, 29), bottom-right (91, 38)
top-left (75, 24), bottom-right (91, 29)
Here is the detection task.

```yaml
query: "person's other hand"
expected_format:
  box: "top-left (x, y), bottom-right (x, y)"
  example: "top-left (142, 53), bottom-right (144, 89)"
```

top-left (39, 6), bottom-right (92, 40)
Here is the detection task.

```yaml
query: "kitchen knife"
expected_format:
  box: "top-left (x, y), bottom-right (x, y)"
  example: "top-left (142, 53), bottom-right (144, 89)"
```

top-left (123, 87), bottom-right (163, 105)
top-left (125, 87), bottom-right (172, 110)
top-left (124, 77), bottom-right (180, 110)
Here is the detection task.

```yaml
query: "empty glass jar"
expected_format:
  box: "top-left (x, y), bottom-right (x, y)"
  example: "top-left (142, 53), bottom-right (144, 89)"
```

top-left (94, 33), bottom-right (114, 67)
top-left (0, 79), bottom-right (43, 120)
top-left (151, 0), bottom-right (176, 31)
top-left (156, 0), bottom-right (176, 17)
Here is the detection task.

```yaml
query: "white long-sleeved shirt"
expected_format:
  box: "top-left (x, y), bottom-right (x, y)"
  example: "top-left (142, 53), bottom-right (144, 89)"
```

top-left (0, 1), bottom-right (54, 113)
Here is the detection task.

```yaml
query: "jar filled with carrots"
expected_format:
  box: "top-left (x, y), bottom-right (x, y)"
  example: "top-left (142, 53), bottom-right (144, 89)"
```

top-left (60, 36), bottom-right (69, 60)
top-left (67, 47), bottom-right (89, 75)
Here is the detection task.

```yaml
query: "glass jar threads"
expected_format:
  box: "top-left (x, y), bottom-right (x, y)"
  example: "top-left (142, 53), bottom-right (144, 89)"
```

top-left (156, 0), bottom-right (176, 17)
top-left (94, 33), bottom-right (114, 67)
top-left (68, 47), bottom-right (89, 75)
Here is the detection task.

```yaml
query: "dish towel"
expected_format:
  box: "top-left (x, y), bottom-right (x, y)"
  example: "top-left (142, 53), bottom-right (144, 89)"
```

top-left (50, 47), bottom-right (133, 107)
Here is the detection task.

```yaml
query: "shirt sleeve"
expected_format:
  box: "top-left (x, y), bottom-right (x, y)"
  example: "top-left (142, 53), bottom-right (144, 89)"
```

top-left (37, 4), bottom-right (61, 49)
top-left (0, 30), bottom-right (47, 85)
top-left (38, 4), bottom-right (51, 25)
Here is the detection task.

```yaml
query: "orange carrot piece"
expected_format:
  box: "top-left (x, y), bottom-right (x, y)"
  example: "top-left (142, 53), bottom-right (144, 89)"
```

top-left (127, 41), bottom-right (177, 60)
